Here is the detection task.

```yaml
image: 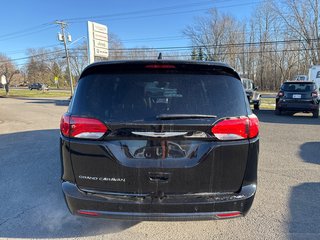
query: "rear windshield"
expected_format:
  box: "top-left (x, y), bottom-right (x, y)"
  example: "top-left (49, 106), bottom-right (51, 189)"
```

top-left (281, 82), bottom-right (315, 92)
top-left (70, 73), bottom-right (248, 122)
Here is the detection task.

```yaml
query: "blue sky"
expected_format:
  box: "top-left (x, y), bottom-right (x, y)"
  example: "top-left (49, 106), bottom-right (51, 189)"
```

top-left (0, 0), bottom-right (258, 66)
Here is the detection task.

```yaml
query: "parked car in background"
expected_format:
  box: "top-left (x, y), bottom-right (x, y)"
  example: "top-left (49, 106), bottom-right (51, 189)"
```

top-left (241, 78), bottom-right (260, 110)
top-left (60, 60), bottom-right (260, 221)
top-left (28, 83), bottom-right (48, 91)
top-left (293, 75), bottom-right (308, 81)
top-left (275, 81), bottom-right (319, 118)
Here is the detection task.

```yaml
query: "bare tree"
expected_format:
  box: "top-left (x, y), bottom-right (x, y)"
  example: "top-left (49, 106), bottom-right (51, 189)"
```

top-left (108, 33), bottom-right (125, 60)
top-left (26, 48), bottom-right (53, 85)
top-left (184, 9), bottom-right (245, 63)
top-left (69, 42), bottom-right (88, 81)
top-left (0, 53), bottom-right (19, 95)
top-left (272, 0), bottom-right (320, 64)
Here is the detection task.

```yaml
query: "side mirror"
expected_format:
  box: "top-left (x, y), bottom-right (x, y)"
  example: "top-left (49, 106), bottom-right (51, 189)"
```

top-left (254, 86), bottom-right (259, 91)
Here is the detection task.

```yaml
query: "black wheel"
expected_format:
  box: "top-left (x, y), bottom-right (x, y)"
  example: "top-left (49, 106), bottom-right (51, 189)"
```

top-left (275, 108), bottom-right (281, 115)
top-left (254, 104), bottom-right (260, 110)
top-left (313, 109), bottom-right (319, 118)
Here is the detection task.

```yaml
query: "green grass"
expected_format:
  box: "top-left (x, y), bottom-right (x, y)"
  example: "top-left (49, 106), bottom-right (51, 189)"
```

top-left (0, 89), bottom-right (71, 98)
top-left (259, 98), bottom-right (276, 110)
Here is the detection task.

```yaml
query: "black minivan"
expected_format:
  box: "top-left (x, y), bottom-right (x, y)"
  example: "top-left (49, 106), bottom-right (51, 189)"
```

top-left (60, 60), bottom-right (259, 220)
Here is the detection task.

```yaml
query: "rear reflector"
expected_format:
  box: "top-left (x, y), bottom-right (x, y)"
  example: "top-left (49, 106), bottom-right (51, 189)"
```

top-left (60, 114), bottom-right (108, 139)
top-left (216, 211), bottom-right (241, 219)
top-left (145, 64), bottom-right (176, 69)
top-left (211, 114), bottom-right (259, 140)
top-left (77, 210), bottom-right (100, 217)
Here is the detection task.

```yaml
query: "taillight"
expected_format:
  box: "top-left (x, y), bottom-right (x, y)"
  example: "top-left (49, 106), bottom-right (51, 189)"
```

top-left (145, 64), bottom-right (176, 69)
top-left (311, 91), bottom-right (318, 98)
top-left (211, 114), bottom-right (259, 140)
top-left (60, 114), bottom-right (108, 139)
top-left (278, 91), bottom-right (284, 97)
top-left (248, 114), bottom-right (259, 138)
top-left (60, 114), bottom-right (71, 137)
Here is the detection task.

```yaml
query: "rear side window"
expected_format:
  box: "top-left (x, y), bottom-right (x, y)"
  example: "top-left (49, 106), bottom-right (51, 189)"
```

top-left (281, 82), bottom-right (315, 92)
top-left (70, 73), bottom-right (248, 122)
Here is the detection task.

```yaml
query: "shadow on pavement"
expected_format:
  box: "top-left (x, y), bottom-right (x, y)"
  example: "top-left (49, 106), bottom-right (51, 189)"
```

top-left (15, 97), bottom-right (70, 106)
top-left (0, 130), bottom-right (137, 238)
top-left (299, 142), bottom-right (320, 165)
top-left (288, 183), bottom-right (320, 239)
top-left (254, 109), bottom-right (320, 125)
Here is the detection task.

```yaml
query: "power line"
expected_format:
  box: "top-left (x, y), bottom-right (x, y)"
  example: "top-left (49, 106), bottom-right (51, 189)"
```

top-left (0, 22), bottom-right (52, 39)
top-left (64, 0), bottom-right (235, 22)
top-left (0, 24), bottom-right (55, 42)
top-left (0, 49), bottom-right (66, 63)
top-left (66, 0), bottom-right (262, 23)
top-left (121, 35), bottom-right (186, 43)
top-left (2, 37), bottom-right (319, 65)
top-left (3, 43), bottom-right (63, 55)
top-left (106, 38), bottom-right (320, 52)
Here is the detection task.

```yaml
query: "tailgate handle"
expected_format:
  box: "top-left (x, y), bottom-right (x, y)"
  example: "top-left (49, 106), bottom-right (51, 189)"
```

top-left (149, 172), bottom-right (170, 182)
top-left (132, 131), bottom-right (188, 138)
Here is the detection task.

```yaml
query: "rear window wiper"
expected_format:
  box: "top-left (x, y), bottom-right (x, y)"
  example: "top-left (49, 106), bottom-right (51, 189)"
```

top-left (156, 114), bottom-right (217, 120)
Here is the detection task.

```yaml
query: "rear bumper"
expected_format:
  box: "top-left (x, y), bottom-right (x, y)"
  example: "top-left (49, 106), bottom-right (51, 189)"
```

top-left (62, 181), bottom-right (256, 221)
top-left (277, 101), bottom-right (319, 111)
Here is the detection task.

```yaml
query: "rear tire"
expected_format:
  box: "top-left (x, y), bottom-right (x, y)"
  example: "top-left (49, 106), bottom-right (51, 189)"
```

top-left (313, 109), bottom-right (319, 118)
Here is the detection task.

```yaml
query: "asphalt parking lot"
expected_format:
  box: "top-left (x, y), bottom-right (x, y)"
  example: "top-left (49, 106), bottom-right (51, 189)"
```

top-left (0, 97), bottom-right (319, 240)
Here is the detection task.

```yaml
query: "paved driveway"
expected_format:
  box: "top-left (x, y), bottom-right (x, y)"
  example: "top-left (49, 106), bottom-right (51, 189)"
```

top-left (0, 97), bottom-right (319, 239)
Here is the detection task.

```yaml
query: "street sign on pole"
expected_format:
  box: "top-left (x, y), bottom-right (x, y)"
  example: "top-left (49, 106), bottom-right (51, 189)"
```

top-left (88, 21), bottom-right (109, 64)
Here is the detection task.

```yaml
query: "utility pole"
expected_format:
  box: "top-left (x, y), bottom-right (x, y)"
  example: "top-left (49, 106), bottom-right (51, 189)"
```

top-left (56, 20), bottom-right (74, 96)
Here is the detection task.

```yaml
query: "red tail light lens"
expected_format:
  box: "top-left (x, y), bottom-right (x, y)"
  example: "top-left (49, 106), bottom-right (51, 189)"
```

top-left (278, 91), bottom-right (284, 97)
top-left (211, 117), bottom-right (248, 140)
top-left (60, 114), bottom-right (108, 139)
top-left (145, 64), bottom-right (176, 69)
top-left (60, 114), bottom-right (71, 137)
top-left (311, 91), bottom-right (318, 98)
top-left (248, 114), bottom-right (259, 138)
top-left (211, 114), bottom-right (259, 140)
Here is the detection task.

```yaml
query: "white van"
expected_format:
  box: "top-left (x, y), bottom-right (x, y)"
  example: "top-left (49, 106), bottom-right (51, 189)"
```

top-left (308, 66), bottom-right (320, 90)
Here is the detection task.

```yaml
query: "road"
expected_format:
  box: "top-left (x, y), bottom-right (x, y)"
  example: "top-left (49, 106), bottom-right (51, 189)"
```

top-left (0, 97), bottom-right (319, 240)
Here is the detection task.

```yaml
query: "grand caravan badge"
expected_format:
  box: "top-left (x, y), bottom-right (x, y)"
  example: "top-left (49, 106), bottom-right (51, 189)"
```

top-left (79, 175), bottom-right (126, 182)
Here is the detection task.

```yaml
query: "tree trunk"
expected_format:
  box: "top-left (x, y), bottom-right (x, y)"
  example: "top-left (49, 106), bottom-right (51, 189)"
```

top-left (4, 84), bottom-right (9, 96)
